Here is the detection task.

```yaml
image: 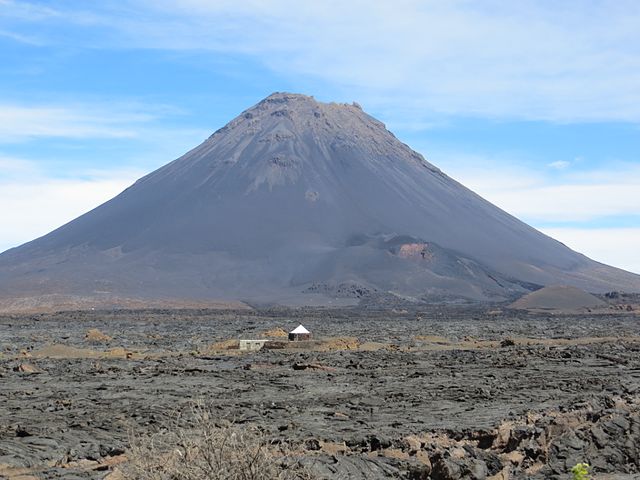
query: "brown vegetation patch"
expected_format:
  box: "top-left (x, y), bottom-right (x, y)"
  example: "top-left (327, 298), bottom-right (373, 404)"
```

top-left (414, 335), bottom-right (450, 344)
top-left (378, 448), bottom-right (410, 461)
top-left (123, 404), bottom-right (313, 479)
top-left (316, 336), bottom-right (359, 351)
top-left (319, 441), bottom-right (348, 455)
top-left (85, 328), bottom-right (112, 343)
top-left (357, 341), bottom-right (387, 351)
top-left (262, 327), bottom-right (288, 338)
top-left (31, 344), bottom-right (138, 359)
top-left (207, 339), bottom-right (239, 352)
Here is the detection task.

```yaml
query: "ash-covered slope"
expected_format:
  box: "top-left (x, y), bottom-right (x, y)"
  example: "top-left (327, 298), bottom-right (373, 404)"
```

top-left (1, 93), bottom-right (639, 308)
top-left (510, 285), bottom-right (608, 312)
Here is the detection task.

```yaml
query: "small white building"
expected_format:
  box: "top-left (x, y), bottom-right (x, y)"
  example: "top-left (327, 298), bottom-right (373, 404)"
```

top-left (239, 339), bottom-right (268, 351)
top-left (288, 324), bottom-right (311, 341)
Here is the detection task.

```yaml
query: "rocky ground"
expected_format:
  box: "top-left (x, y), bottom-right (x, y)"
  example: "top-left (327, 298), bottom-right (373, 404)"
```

top-left (1, 306), bottom-right (640, 479)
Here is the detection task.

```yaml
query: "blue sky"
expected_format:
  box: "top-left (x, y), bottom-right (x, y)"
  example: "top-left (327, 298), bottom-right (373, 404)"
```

top-left (1, 0), bottom-right (639, 273)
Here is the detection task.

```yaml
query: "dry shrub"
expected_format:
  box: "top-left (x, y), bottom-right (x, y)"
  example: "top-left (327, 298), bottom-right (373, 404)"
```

top-left (123, 403), bottom-right (313, 480)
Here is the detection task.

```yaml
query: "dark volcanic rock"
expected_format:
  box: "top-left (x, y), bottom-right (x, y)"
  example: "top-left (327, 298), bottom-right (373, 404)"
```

top-left (431, 455), bottom-right (463, 480)
top-left (1, 92), bottom-right (640, 311)
top-left (2, 309), bottom-right (640, 478)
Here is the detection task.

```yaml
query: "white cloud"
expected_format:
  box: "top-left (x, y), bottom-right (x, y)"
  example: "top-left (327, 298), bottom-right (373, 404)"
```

top-left (0, 161), bottom-right (142, 253)
top-left (0, 100), bottom-right (210, 252)
top-left (442, 158), bottom-right (640, 222)
top-left (541, 228), bottom-right (640, 275)
top-left (0, 155), bottom-right (39, 177)
top-left (548, 160), bottom-right (571, 170)
top-left (481, 184), bottom-right (640, 222)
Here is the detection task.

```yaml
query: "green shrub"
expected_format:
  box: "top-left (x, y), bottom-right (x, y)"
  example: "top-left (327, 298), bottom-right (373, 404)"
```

top-left (571, 462), bottom-right (590, 480)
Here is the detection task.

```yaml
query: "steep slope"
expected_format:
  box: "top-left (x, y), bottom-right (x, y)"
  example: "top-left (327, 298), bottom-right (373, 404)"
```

top-left (1, 93), bottom-right (639, 309)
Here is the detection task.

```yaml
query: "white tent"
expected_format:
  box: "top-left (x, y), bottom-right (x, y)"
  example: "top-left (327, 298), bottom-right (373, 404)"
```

top-left (290, 325), bottom-right (310, 334)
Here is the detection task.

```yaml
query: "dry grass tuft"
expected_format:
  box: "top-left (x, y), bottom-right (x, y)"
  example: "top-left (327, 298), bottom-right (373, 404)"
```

top-left (122, 403), bottom-right (313, 480)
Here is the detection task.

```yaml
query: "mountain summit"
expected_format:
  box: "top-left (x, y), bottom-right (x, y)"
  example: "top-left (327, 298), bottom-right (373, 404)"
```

top-left (1, 92), bottom-right (639, 310)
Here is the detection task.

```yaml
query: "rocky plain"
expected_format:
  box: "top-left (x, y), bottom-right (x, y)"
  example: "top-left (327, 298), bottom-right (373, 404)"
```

top-left (1, 304), bottom-right (640, 479)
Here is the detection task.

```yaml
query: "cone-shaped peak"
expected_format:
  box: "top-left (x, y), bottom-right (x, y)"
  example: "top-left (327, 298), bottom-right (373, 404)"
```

top-left (1, 93), bottom-right (639, 312)
top-left (257, 91), bottom-right (368, 117)
top-left (200, 91), bottom-right (436, 183)
top-left (259, 91), bottom-right (318, 104)
top-left (210, 91), bottom-right (381, 140)
top-left (257, 91), bottom-right (362, 109)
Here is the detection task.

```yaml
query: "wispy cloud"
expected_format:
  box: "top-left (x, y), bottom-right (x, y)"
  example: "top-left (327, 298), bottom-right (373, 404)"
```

top-left (0, 102), bottom-right (182, 142)
top-left (0, 27), bottom-right (41, 44)
top-left (3, 1), bottom-right (640, 123)
top-left (0, 0), bottom-right (99, 24)
top-left (49, 0), bottom-right (640, 123)
top-left (548, 160), bottom-right (571, 170)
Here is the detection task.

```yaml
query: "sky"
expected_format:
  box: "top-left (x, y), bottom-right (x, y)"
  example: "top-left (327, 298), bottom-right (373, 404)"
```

top-left (0, 0), bottom-right (639, 274)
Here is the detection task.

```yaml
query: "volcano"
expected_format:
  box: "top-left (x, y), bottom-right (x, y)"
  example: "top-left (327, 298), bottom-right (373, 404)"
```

top-left (1, 93), bottom-right (639, 310)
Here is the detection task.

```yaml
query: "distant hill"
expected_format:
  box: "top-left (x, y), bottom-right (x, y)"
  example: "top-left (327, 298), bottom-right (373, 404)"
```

top-left (510, 285), bottom-right (607, 312)
top-left (1, 92), bottom-right (639, 311)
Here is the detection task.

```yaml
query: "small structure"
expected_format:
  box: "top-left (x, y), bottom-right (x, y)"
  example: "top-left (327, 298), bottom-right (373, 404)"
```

top-left (239, 339), bottom-right (268, 351)
top-left (288, 324), bottom-right (311, 342)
